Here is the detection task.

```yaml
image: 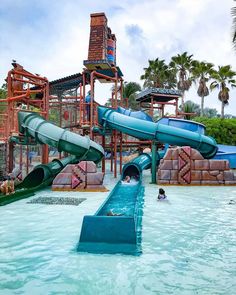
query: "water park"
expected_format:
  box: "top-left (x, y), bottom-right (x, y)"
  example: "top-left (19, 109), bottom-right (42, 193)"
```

top-left (0, 11), bottom-right (236, 295)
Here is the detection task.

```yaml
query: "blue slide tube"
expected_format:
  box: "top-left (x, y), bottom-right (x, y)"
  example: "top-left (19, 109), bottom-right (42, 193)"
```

top-left (98, 106), bottom-right (218, 159)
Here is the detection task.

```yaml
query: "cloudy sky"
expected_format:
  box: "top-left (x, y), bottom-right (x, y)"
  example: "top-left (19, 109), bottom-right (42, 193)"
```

top-left (1, 0), bottom-right (236, 115)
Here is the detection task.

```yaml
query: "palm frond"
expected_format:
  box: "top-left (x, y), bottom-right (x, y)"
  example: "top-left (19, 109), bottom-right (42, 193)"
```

top-left (231, 6), bottom-right (236, 47)
top-left (210, 81), bottom-right (219, 90)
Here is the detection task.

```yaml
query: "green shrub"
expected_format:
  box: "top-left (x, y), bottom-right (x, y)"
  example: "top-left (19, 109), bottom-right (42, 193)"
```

top-left (193, 117), bottom-right (236, 145)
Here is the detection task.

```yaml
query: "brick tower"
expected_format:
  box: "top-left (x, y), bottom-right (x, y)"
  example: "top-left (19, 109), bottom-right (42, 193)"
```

top-left (84, 12), bottom-right (117, 70)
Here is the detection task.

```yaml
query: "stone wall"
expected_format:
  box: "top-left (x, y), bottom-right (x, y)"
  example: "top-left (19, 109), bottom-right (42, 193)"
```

top-left (157, 146), bottom-right (236, 185)
top-left (52, 161), bottom-right (107, 191)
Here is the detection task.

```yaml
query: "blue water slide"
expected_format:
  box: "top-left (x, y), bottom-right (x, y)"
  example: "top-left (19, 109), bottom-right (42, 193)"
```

top-left (78, 179), bottom-right (144, 255)
top-left (117, 106), bottom-right (153, 122)
top-left (214, 144), bottom-right (236, 168)
top-left (158, 117), bottom-right (205, 134)
top-left (98, 106), bottom-right (218, 159)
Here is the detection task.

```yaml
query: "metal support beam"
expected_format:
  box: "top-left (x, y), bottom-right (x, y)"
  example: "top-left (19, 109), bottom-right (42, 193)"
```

top-left (42, 145), bottom-right (49, 164)
top-left (114, 130), bottom-right (117, 178)
top-left (119, 132), bottom-right (122, 175)
top-left (102, 135), bottom-right (105, 173)
top-left (151, 141), bottom-right (157, 184)
top-left (8, 142), bottom-right (14, 173)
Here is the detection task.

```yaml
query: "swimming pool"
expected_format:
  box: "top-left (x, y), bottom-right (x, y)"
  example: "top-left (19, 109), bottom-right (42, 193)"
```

top-left (0, 170), bottom-right (235, 294)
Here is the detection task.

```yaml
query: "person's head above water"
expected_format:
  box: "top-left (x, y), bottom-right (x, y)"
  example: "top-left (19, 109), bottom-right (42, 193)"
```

top-left (159, 188), bottom-right (165, 195)
top-left (124, 175), bottom-right (131, 183)
top-left (106, 210), bottom-right (113, 216)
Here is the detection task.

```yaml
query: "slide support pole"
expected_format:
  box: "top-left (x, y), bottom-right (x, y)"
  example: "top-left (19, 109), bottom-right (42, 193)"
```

top-left (151, 141), bottom-right (157, 184)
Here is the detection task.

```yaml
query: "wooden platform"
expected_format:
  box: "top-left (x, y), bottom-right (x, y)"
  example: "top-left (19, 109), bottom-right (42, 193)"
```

top-left (83, 60), bottom-right (123, 83)
top-left (83, 59), bottom-right (112, 71)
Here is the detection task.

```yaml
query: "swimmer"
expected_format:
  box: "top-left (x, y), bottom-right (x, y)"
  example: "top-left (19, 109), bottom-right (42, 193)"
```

top-left (157, 188), bottom-right (167, 201)
top-left (123, 175), bottom-right (131, 183)
top-left (106, 210), bottom-right (123, 216)
top-left (228, 199), bottom-right (236, 205)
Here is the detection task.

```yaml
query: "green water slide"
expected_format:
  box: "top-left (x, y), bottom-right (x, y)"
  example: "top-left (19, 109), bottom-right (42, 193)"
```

top-left (18, 111), bottom-right (104, 183)
top-left (18, 112), bottom-right (104, 162)
top-left (0, 112), bottom-right (104, 206)
top-left (98, 106), bottom-right (217, 159)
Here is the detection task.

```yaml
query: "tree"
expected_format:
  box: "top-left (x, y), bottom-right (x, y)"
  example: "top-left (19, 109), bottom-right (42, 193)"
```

top-left (194, 117), bottom-right (236, 145)
top-left (224, 113), bottom-right (236, 119)
top-left (210, 65), bottom-right (236, 118)
top-left (232, 2), bottom-right (236, 49)
top-left (106, 81), bottom-right (141, 110)
top-left (180, 100), bottom-right (220, 119)
top-left (203, 107), bottom-right (218, 118)
top-left (105, 98), bottom-right (114, 107)
top-left (0, 84), bottom-right (7, 118)
top-left (179, 100), bottom-right (200, 120)
top-left (191, 60), bottom-right (214, 116)
top-left (140, 58), bottom-right (177, 89)
top-left (169, 52), bottom-right (193, 109)
top-left (0, 84), bottom-right (7, 99)
top-left (122, 81), bottom-right (141, 110)
top-left (49, 108), bottom-right (60, 125)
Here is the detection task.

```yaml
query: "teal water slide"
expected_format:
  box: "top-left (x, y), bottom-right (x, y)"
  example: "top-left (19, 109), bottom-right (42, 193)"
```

top-left (97, 105), bottom-right (218, 182)
top-left (0, 111), bottom-right (104, 205)
top-left (98, 106), bottom-right (218, 159)
top-left (78, 107), bottom-right (218, 254)
top-left (18, 112), bottom-right (104, 163)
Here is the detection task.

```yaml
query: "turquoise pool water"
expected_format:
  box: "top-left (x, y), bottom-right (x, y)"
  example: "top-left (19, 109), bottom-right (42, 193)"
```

top-left (97, 181), bottom-right (140, 216)
top-left (0, 171), bottom-right (235, 294)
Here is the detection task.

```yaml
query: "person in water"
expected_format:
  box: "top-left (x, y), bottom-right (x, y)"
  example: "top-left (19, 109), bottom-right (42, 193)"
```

top-left (106, 210), bottom-right (123, 216)
top-left (123, 175), bottom-right (131, 183)
top-left (228, 199), bottom-right (236, 205)
top-left (157, 188), bottom-right (167, 200)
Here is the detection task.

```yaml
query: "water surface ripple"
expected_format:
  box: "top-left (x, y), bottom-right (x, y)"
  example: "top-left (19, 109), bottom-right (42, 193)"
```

top-left (0, 172), bottom-right (235, 294)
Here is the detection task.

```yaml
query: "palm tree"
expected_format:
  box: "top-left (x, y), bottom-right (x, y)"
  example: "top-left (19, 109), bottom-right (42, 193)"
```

top-left (179, 100), bottom-right (200, 120)
top-left (191, 60), bottom-right (214, 116)
top-left (232, 2), bottom-right (236, 49)
top-left (106, 81), bottom-right (141, 110)
top-left (210, 65), bottom-right (236, 118)
top-left (169, 52), bottom-right (193, 109)
top-left (140, 58), bottom-right (177, 89)
top-left (122, 81), bottom-right (141, 110)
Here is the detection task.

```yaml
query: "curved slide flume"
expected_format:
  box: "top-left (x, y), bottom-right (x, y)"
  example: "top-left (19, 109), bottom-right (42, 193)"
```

top-left (0, 112), bottom-right (104, 205)
top-left (121, 150), bottom-right (166, 180)
top-left (157, 117), bottom-right (236, 168)
top-left (78, 107), bottom-right (218, 255)
top-left (156, 117), bottom-right (236, 168)
top-left (117, 106), bottom-right (153, 122)
top-left (98, 106), bottom-right (218, 159)
top-left (78, 117), bottom-right (166, 255)
top-left (214, 144), bottom-right (236, 168)
top-left (18, 111), bottom-right (104, 187)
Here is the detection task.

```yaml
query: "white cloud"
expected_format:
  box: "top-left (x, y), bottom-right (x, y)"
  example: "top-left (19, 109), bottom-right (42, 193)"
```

top-left (0, 0), bottom-right (236, 115)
